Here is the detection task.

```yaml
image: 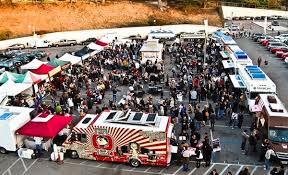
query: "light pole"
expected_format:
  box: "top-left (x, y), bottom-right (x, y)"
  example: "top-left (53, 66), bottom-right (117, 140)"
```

top-left (203, 19), bottom-right (208, 68)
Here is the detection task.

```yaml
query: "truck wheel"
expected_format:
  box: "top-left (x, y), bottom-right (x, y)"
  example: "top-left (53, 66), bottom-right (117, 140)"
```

top-left (31, 153), bottom-right (37, 159)
top-left (0, 147), bottom-right (7, 154)
top-left (129, 159), bottom-right (140, 167)
top-left (56, 45), bottom-right (59, 47)
top-left (71, 151), bottom-right (79, 159)
top-left (70, 43), bottom-right (74, 46)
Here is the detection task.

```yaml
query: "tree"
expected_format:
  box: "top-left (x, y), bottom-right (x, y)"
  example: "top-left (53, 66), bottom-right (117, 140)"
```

top-left (268, 0), bottom-right (281, 8)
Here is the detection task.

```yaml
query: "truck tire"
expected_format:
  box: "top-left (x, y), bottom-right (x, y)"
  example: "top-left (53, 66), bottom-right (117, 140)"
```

top-left (31, 153), bottom-right (37, 159)
top-left (70, 43), bottom-right (74, 46)
top-left (129, 159), bottom-right (140, 167)
top-left (0, 147), bottom-right (7, 154)
top-left (56, 45), bottom-right (59, 47)
top-left (71, 150), bottom-right (79, 159)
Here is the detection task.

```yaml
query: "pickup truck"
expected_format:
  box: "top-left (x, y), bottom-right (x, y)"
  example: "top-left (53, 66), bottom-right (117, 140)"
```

top-left (51, 39), bottom-right (77, 47)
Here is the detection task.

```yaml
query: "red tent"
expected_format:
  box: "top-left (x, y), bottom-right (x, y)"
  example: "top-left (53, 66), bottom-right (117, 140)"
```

top-left (17, 113), bottom-right (72, 138)
top-left (31, 64), bottom-right (55, 75)
top-left (95, 39), bottom-right (108, 47)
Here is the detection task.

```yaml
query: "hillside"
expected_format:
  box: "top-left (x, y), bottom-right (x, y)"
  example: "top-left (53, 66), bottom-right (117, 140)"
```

top-left (0, 1), bottom-right (222, 39)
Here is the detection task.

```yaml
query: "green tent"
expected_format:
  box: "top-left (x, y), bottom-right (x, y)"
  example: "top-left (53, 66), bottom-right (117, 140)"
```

top-left (47, 58), bottom-right (70, 67)
top-left (0, 71), bottom-right (25, 84)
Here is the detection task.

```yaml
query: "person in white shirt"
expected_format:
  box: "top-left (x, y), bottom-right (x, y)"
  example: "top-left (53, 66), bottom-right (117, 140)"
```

top-left (264, 147), bottom-right (275, 170)
top-left (34, 137), bottom-right (43, 156)
top-left (182, 146), bottom-right (192, 172)
top-left (190, 89), bottom-right (197, 106)
top-left (231, 112), bottom-right (238, 129)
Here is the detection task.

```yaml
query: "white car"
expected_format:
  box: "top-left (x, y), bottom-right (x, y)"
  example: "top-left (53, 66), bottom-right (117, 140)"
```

top-left (217, 28), bottom-right (230, 35)
top-left (275, 34), bottom-right (288, 42)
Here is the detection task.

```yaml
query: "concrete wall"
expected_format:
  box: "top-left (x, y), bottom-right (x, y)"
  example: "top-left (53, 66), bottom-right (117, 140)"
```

top-left (0, 24), bottom-right (219, 50)
top-left (222, 6), bottom-right (288, 18)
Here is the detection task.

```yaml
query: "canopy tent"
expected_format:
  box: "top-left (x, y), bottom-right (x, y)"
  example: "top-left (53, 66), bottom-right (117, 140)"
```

top-left (21, 59), bottom-right (47, 70)
top-left (31, 64), bottom-right (55, 75)
top-left (87, 42), bottom-right (104, 51)
top-left (59, 53), bottom-right (82, 65)
top-left (0, 71), bottom-right (25, 84)
top-left (17, 113), bottom-right (72, 138)
top-left (47, 58), bottom-right (70, 67)
top-left (19, 71), bottom-right (42, 84)
top-left (0, 79), bottom-right (32, 96)
top-left (74, 46), bottom-right (95, 57)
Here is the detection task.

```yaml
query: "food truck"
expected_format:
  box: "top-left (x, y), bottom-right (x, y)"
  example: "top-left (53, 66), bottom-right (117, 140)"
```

top-left (237, 65), bottom-right (276, 112)
top-left (256, 94), bottom-right (288, 163)
top-left (62, 110), bottom-right (175, 167)
top-left (224, 45), bottom-right (253, 72)
top-left (0, 106), bottom-right (34, 153)
top-left (140, 39), bottom-right (163, 64)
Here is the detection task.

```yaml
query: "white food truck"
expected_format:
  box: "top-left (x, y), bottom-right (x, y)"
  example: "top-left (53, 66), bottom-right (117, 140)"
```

top-left (0, 106), bottom-right (34, 153)
top-left (237, 65), bottom-right (276, 112)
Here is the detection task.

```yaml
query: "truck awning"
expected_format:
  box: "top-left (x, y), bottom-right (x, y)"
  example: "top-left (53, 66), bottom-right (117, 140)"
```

top-left (222, 60), bottom-right (235, 69)
top-left (229, 75), bottom-right (246, 88)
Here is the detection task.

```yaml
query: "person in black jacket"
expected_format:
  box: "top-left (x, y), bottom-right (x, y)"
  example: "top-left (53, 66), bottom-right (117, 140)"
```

top-left (203, 144), bottom-right (213, 167)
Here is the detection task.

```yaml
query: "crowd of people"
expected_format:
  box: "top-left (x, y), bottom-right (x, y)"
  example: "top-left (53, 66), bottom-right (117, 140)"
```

top-left (18, 33), bottom-right (285, 174)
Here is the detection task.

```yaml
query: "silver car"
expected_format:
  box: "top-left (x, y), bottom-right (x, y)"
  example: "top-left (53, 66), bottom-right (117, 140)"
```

top-left (6, 44), bottom-right (25, 51)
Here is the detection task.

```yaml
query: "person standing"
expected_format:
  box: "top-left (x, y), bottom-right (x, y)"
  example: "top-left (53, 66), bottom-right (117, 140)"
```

top-left (182, 145), bottom-right (192, 172)
top-left (264, 146), bottom-right (276, 170)
top-left (231, 112), bottom-right (238, 129)
top-left (259, 139), bottom-right (270, 162)
top-left (34, 136), bottom-right (43, 157)
top-left (195, 148), bottom-right (203, 168)
top-left (203, 144), bottom-right (213, 167)
top-left (210, 111), bottom-right (216, 131)
top-left (241, 130), bottom-right (249, 153)
top-left (257, 56), bottom-right (262, 67)
top-left (237, 110), bottom-right (244, 128)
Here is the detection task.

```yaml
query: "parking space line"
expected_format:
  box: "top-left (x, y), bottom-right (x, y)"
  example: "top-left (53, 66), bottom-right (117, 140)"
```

top-left (20, 159), bottom-right (37, 175)
top-left (64, 161), bottom-right (163, 175)
top-left (144, 167), bottom-right (151, 172)
top-left (80, 160), bottom-right (88, 165)
top-left (158, 167), bottom-right (168, 174)
top-left (7, 169), bottom-right (12, 175)
top-left (96, 163), bottom-right (103, 167)
top-left (1, 158), bottom-right (20, 175)
top-left (20, 157), bottom-right (28, 171)
top-left (187, 168), bottom-right (197, 175)
top-left (172, 167), bottom-right (182, 175)
top-left (219, 164), bottom-right (230, 175)
top-left (250, 166), bottom-right (258, 175)
top-left (203, 164), bottom-right (216, 175)
top-left (235, 165), bottom-right (244, 175)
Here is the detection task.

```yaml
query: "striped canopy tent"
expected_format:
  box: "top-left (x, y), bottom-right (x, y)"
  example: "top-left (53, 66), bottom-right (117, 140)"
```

top-left (18, 71), bottom-right (42, 84)
top-left (47, 58), bottom-right (70, 67)
top-left (0, 71), bottom-right (25, 84)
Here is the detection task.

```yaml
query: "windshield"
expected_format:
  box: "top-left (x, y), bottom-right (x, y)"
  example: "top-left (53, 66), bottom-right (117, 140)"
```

top-left (269, 127), bottom-right (288, 143)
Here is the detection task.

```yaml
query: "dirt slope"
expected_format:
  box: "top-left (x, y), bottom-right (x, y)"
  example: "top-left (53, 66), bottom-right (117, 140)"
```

top-left (0, 1), bottom-right (222, 38)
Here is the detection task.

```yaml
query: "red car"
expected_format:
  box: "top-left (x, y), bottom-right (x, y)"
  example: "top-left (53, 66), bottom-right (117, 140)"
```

top-left (263, 39), bottom-right (280, 47)
top-left (281, 52), bottom-right (288, 60)
top-left (271, 47), bottom-right (288, 54)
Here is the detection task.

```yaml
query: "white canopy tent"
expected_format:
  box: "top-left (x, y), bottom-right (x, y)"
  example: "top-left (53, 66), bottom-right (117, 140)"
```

top-left (0, 79), bottom-right (32, 96)
top-left (21, 59), bottom-right (47, 70)
top-left (59, 53), bottom-right (82, 65)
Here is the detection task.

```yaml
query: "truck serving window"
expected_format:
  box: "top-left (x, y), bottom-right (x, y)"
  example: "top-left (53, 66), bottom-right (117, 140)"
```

top-left (269, 128), bottom-right (288, 143)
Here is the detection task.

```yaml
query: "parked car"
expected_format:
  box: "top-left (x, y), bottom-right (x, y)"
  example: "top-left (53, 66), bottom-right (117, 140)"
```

top-left (275, 49), bottom-right (288, 57)
top-left (79, 38), bottom-right (97, 45)
top-left (6, 44), bottom-right (25, 51)
top-left (262, 39), bottom-right (280, 46)
top-left (31, 50), bottom-right (47, 58)
top-left (257, 35), bottom-right (273, 43)
top-left (281, 52), bottom-right (288, 60)
top-left (271, 47), bottom-right (288, 54)
top-left (275, 34), bottom-right (288, 42)
top-left (267, 42), bottom-right (287, 51)
top-left (51, 39), bottom-right (77, 47)
top-left (271, 20), bottom-right (280, 26)
top-left (252, 33), bottom-right (264, 41)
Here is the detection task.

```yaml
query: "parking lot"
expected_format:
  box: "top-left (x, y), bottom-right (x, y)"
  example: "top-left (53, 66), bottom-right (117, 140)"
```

top-left (1, 153), bottom-right (277, 175)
